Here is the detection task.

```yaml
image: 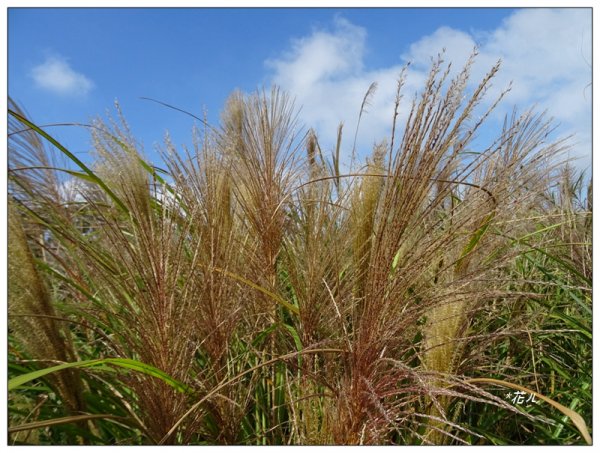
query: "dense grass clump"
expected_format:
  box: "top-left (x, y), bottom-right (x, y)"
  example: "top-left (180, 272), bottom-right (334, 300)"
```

top-left (7, 54), bottom-right (592, 445)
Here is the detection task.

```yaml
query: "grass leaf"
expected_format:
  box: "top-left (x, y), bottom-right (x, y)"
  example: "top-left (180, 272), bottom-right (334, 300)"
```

top-left (9, 358), bottom-right (190, 393)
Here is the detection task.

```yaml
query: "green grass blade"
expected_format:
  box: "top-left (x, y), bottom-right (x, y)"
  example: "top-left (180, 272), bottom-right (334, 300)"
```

top-left (9, 358), bottom-right (190, 393)
top-left (552, 382), bottom-right (590, 440)
top-left (548, 312), bottom-right (591, 340)
top-left (8, 109), bottom-right (129, 214)
top-left (455, 212), bottom-right (494, 274)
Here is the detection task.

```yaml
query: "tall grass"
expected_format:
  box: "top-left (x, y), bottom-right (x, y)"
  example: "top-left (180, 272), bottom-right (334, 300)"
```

top-left (7, 54), bottom-right (591, 445)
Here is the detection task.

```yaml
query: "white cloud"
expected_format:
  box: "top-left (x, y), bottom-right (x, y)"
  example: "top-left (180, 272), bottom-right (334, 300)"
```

top-left (30, 55), bottom-right (94, 96)
top-left (267, 17), bottom-right (366, 94)
top-left (401, 26), bottom-right (476, 70)
top-left (267, 9), bottom-right (591, 172)
top-left (266, 17), bottom-right (408, 164)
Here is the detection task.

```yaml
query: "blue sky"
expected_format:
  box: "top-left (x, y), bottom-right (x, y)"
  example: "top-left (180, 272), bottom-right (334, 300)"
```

top-left (8, 7), bottom-right (592, 173)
